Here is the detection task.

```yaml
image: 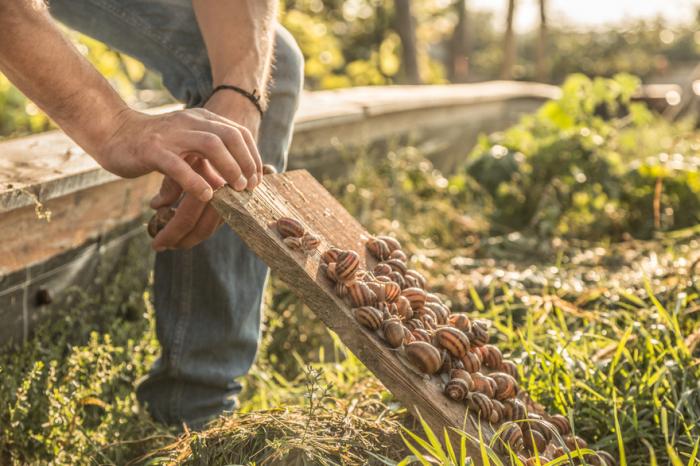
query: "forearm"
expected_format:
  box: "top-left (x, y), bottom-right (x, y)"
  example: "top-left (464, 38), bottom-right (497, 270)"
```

top-left (192, 0), bottom-right (277, 125)
top-left (0, 1), bottom-right (128, 155)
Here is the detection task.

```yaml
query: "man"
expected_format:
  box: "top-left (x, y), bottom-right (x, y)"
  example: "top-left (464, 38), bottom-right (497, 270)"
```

top-left (0, 0), bottom-right (304, 428)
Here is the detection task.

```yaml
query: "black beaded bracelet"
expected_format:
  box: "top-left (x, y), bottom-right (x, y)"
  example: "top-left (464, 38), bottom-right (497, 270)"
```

top-left (207, 84), bottom-right (264, 117)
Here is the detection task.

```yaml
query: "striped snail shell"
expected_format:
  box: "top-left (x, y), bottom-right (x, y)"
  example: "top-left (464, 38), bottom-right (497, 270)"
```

top-left (405, 269), bottom-right (427, 289)
top-left (385, 258), bottom-right (408, 275)
top-left (411, 328), bottom-right (431, 343)
top-left (366, 281), bottom-right (386, 303)
top-left (147, 207), bottom-right (175, 238)
top-left (448, 313), bottom-right (471, 331)
top-left (495, 422), bottom-right (524, 454)
top-left (404, 318), bottom-right (425, 332)
top-left (523, 414), bottom-right (553, 443)
top-left (373, 262), bottom-right (392, 277)
top-left (276, 217), bottom-right (305, 238)
top-left (425, 293), bottom-right (443, 305)
top-left (467, 320), bottom-right (490, 347)
top-left (405, 341), bottom-right (442, 375)
top-left (467, 392), bottom-right (493, 419)
top-left (404, 274), bottom-right (419, 289)
top-left (321, 247), bottom-right (342, 265)
top-left (472, 373), bottom-right (496, 398)
top-left (460, 350), bottom-right (482, 373)
top-left (502, 398), bottom-right (527, 421)
top-left (335, 281), bottom-right (350, 298)
top-left (348, 281), bottom-right (377, 307)
top-left (383, 281), bottom-right (402, 303)
top-left (491, 372), bottom-right (518, 401)
top-left (301, 233), bottom-right (321, 251)
top-left (522, 429), bottom-right (547, 455)
top-left (402, 327), bottom-right (415, 345)
top-left (490, 399), bottom-right (505, 424)
top-left (335, 250), bottom-right (360, 282)
top-left (376, 302), bottom-right (392, 320)
top-left (499, 360), bottom-right (519, 379)
top-left (283, 236), bottom-right (302, 249)
top-left (395, 296), bottom-right (413, 320)
top-left (425, 302), bottom-right (449, 325)
top-left (450, 368), bottom-right (475, 390)
top-left (354, 269), bottom-right (375, 282)
top-left (402, 287), bottom-right (427, 311)
top-left (353, 306), bottom-right (383, 330)
top-left (417, 305), bottom-right (437, 322)
top-left (480, 344), bottom-right (503, 370)
top-left (366, 236), bottom-right (391, 260)
top-left (382, 318), bottom-right (406, 348)
top-left (547, 414), bottom-right (572, 436)
top-left (325, 262), bottom-right (338, 282)
top-left (564, 435), bottom-right (588, 451)
top-left (434, 327), bottom-right (471, 359)
top-left (388, 271), bottom-right (407, 289)
top-left (377, 235), bottom-right (401, 252)
top-left (445, 378), bottom-right (470, 401)
top-left (420, 313), bottom-right (437, 330)
top-left (588, 451), bottom-right (616, 466)
top-left (389, 249), bottom-right (408, 262)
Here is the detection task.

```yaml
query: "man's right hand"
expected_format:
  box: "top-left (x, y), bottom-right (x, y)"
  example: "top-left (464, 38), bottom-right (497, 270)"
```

top-left (95, 107), bottom-right (262, 203)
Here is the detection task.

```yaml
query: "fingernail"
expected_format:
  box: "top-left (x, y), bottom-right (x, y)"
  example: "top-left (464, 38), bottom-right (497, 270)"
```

top-left (150, 194), bottom-right (162, 208)
top-left (248, 174), bottom-right (258, 189)
top-left (233, 175), bottom-right (247, 191)
top-left (154, 245), bottom-right (166, 252)
top-left (199, 187), bottom-right (213, 202)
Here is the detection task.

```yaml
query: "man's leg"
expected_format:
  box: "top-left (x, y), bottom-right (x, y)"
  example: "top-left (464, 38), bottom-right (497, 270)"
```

top-left (49, 0), bottom-right (304, 427)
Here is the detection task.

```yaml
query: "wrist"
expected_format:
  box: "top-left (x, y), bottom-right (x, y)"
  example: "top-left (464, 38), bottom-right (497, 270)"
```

top-left (204, 90), bottom-right (262, 138)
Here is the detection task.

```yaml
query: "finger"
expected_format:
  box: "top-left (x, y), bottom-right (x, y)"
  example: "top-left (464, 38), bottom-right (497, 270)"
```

top-left (175, 204), bottom-right (222, 249)
top-left (152, 194), bottom-right (206, 250)
top-left (239, 126), bottom-right (263, 183)
top-left (150, 175), bottom-right (183, 209)
top-left (153, 151), bottom-right (213, 202)
top-left (177, 131), bottom-right (247, 191)
top-left (213, 124), bottom-right (258, 189)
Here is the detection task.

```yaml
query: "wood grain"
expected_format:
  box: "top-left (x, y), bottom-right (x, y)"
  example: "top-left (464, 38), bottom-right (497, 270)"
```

top-left (212, 170), bottom-right (494, 461)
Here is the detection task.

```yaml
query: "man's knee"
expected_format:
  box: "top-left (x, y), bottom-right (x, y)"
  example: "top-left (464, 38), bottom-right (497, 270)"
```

top-left (273, 26), bottom-right (304, 99)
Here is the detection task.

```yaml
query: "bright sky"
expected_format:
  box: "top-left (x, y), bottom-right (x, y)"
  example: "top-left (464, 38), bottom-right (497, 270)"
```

top-left (469, 0), bottom-right (700, 30)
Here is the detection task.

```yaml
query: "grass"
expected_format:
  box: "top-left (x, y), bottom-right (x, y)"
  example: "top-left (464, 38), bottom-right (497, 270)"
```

top-left (1, 116), bottom-right (700, 463)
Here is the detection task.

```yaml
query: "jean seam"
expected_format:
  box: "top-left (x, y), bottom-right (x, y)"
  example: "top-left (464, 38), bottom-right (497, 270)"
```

top-left (81, 0), bottom-right (213, 100)
top-left (168, 249), bottom-right (194, 421)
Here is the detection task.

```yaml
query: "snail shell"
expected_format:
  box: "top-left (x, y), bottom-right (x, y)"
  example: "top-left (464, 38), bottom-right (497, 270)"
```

top-left (425, 293), bottom-right (443, 305)
top-left (480, 344), bottom-right (503, 370)
top-left (366, 281), bottom-right (386, 302)
top-left (405, 341), bottom-right (442, 374)
top-left (385, 258), bottom-right (408, 276)
top-left (402, 287), bottom-right (427, 311)
top-left (283, 236), bottom-right (302, 249)
top-left (325, 262), bottom-right (338, 282)
top-left (389, 249), bottom-right (408, 262)
top-left (373, 263), bottom-right (392, 277)
top-left (490, 399), bottom-right (505, 424)
top-left (564, 435), bottom-right (588, 451)
top-left (448, 313), bottom-right (471, 331)
top-left (547, 414), bottom-right (572, 436)
top-left (377, 235), bottom-right (401, 252)
top-left (388, 271), bottom-right (407, 289)
top-left (353, 306), bottom-right (383, 330)
top-left (382, 318), bottom-right (406, 348)
top-left (262, 163), bottom-right (278, 174)
top-left (411, 328), bottom-right (431, 343)
top-left (405, 269), bottom-right (427, 289)
top-left (499, 360), bottom-right (519, 379)
top-left (419, 313), bottom-right (437, 330)
top-left (491, 372), bottom-right (518, 401)
top-left (522, 429), bottom-right (547, 455)
top-left (348, 281), bottom-right (377, 307)
top-left (523, 415), bottom-right (553, 443)
top-left (335, 250), bottom-right (360, 282)
top-left (450, 369), bottom-right (474, 391)
top-left (147, 207), bottom-right (176, 238)
top-left (502, 398), bottom-right (527, 421)
top-left (434, 327), bottom-right (471, 359)
top-left (404, 319), bottom-right (424, 332)
top-left (467, 392), bottom-right (493, 419)
top-left (425, 302), bottom-right (449, 325)
top-left (460, 350), bottom-right (482, 373)
top-left (366, 236), bottom-right (391, 260)
top-left (468, 320), bottom-right (490, 347)
top-left (383, 281), bottom-right (402, 303)
top-left (335, 281), bottom-right (350, 298)
top-left (588, 451), bottom-right (616, 466)
top-left (395, 296), bottom-right (413, 319)
top-left (321, 247), bottom-right (342, 265)
top-left (495, 422), bottom-right (523, 454)
top-left (276, 217), bottom-right (305, 238)
top-left (301, 233), bottom-right (321, 251)
top-left (471, 373), bottom-right (496, 398)
top-left (445, 378), bottom-right (470, 401)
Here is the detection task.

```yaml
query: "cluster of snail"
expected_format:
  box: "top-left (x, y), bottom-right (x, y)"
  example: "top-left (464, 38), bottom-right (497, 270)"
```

top-left (273, 217), bottom-right (321, 252)
top-left (312, 233), bottom-right (614, 466)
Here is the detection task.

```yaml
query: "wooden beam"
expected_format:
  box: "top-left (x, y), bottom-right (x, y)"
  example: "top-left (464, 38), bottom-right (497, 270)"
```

top-left (211, 170), bottom-right (494, 460)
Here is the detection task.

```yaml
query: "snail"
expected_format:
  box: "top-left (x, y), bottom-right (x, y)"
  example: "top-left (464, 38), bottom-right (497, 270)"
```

top-left (460, 350), bottom-right (482, 373)
top-left (480, 344), bottom-right (503, 370)
top-left (424, 302), bottom-right (449, 325)
top-left (547, 413), bottom-right (572, 436)
top-left (523, 414), bottom-right (553, 444)
top-left (434, 327), bottom-right (471, 359)
top-left (445, 377), bottom-right (470, 401)
top-left (373, 262), bottom-right (392, 277)
top-left (495, 422), bottom-right (524, 454)
top-left (411, 328), bottom-right (431, 343)
top-left (377, 235), bottom-right (401, 252)
top-left (389, 249), bottom-right (408, 262)
top-left (325, 262), bottom-right (339, 282)
top-left (472, 373), bottom-right (497, 398)
top-left (405, 269), bottom-right (427, 289)
top-left (502, 398), bottom-right (527, 421)
top-left (448, 313), bottom-right (471, 332)
top-left (385, 258), bottom-right (408, 276)
top-left (404, 319), bottom-right (424, 332)
top-left (348, 281), bottom-right (377, 307)
top-left (490, 399), bottom-right (505, 424)
top-left (276, 217), bottom-right (305, 239)
top-left (450, 369), bottom-right (474, 391)
top-left (147, 207), bottom-right (176, 238)
top-left (335, 281), bottom-right (350, 298)
top-left (283, 236), bottom-right (302, 249)
top-left (382, 318), bottom-right (406, 348)
top-left (366, 237), bottom-right (391, 261)
top-left (419, 313), bottom-right (437, 330)
top-left (262, 163), bottom-right (278, 174)
top-left (402, 287), bottom-right (427, 311)
top-left (321, 247), bottom-right (342, 265)
top-left (301, 233), bottom-right (321, 251)
top-left (388, 271), bottom-right (407, 289)
top-left (467, 320), bottom-right (490, 347)
top-left (491, 372), bottom-right (518, 401)
top-left (353, 306), bottom-right (383, 330)
top-left (366, 281), bottom-right (385, 302)
top-left (335, 250), bottom-right (360, 282)
top-left (522, 429), bottom-right (547, 455)
top-left (405, 341), bottom-right (442, 374)
top-left (383, 281), bottom-right (402, 303)
top-left (467, 392), bottom-right (493, 420)
top-left (425, 293), bottom-right (443, 305)
top-left (588, 451), bottom-right (617, 466)
top-left (564, 435), bottom-right (588, 451)
top-left (499, 360), bottom-right (519, 379)
top-left (395, 296), bottom-right (413, 320)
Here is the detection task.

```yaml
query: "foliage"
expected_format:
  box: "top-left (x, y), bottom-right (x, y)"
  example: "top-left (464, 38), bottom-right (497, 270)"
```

top-left (466, 73), bottom-right (700, 240)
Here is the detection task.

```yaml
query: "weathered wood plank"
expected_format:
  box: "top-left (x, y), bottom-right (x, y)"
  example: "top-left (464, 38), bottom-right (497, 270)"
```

top-left (211, 170), bottom-right (494, 459)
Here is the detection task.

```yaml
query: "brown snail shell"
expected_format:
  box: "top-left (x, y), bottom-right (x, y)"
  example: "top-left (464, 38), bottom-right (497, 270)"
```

top-left (445, 378), bottom-right (470, 401)
top-left (588, 451), bottom-right (616, 466)
top-left (385, 258), bottom-right (408, 275)
top-left (499, 360), bottom-right (519, 379)
top-left (434, 327), bottom-right (471, 359)
top-left (325, 262), bottom-right (338, 281)
top-left (502, 398), bottom-right (527, 421)
top-left (448, 313), bottom-right (471, 331)
top-left (460, 350), bottom-right (482, 373)
top-left (480, 344), bottom-right (503, 370)
top-left (411, 328), bottom-right (431, 343)
top-left (388, 271), bottom-right (407, 289)
top-left (522, 429), bottom-right (547, 454)
top-left (468, 320), bottom-right (490, 347)
top-left (276, 217), bottom-right (305, 238)
top-left (389, 249), bottom-right (408, 262)
top-left (301, 233), bottom-right (321, 251)
top-left (450, 369), bottom-right (475, 391)
top-left (373, 262), bottom-right (392, 277)
top-left (335, 281), bottom-right (349, 298)
top-left (547, 414), bottom-right (572, 436)
top-left (405, 341), bottom-right (442, 374)
top-left (472, 372), bottom-right (496, 398)
top-left (283, 236), bottom-right (302, 249)
top-left (404, 319), bottom-right (424, 332)
top-left (402, 287), bottom-right (427, 311)
top-left (424, 302), bottom-right (449, 325)
top-left (523, 415), bottom-right (553, 443)
top-left (420, 313), bottom-right (437, 330)
top-left (366, 237), bottom-right (391, 261)
top-left (335, 250), bottom-right (360, 282)
top-left (490, 399), bottom-right (505, 424)
top-left (425, 293), bottom-right (443, 305)
top-left (467, 392), bottom-right (493, 419)
top-left (147, 207), bottom-right (175, 238)
top-left (394, 296), bottom-right (413, 319)
top-left (491, 372), bottom-right (518, 401)
top-left (382, 318), bottom-right (406, 349)
top-left (366, 281), bottom-right (386, 302)
top-left (564, 435), bottom-right (588, 451)
top-left (321, 247), bottom-right (342, 265)
top-left (262, 163), bottom-right (278, 174)
top-left (405, 269), bottom-right (427, 289)
top-left (353, 306), bottom-right (383, 330)
top-left (383, 281), bottom-right (402, 303)
top-left (377, 235), bottom-right (401, 252)
top-left (495, 422), bottom-right (523, 453)
top-left (348, 281), bottom-right (377, 307)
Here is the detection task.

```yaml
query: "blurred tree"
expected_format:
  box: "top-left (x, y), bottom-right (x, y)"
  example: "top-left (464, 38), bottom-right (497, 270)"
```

top-left (535, 0), bottom-right (548, 82)
top-left (500, 0), bottom-right (517, 79)
top-left (394, 0), bottom-right (421, 83)
top-left (449, 0), bottom-right (470, 82)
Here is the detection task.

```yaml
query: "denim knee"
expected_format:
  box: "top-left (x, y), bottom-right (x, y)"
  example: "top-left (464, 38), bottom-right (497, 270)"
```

top-left (273, 27), bottom-right (305, 107)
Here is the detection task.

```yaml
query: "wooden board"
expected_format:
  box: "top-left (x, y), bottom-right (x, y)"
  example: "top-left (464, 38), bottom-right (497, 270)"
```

top-left (211, 170), bottom-right (494, 459)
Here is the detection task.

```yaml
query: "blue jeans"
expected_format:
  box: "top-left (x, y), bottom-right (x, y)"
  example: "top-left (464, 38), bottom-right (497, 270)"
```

top-left (49, 0), bottom-right (304, 427)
